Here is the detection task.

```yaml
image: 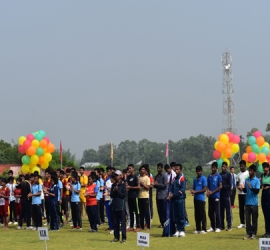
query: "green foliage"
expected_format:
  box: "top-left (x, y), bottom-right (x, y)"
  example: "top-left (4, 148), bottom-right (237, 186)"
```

top-left (266, 122), bottom-right (270, 132)
top-left (0, 168), bottom-right (10, 179)
top-left (0, 140), bottom-right (21, 164)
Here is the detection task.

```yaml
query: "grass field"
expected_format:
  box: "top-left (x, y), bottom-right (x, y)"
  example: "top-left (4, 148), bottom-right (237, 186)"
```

top-left (1, 194), bottom-right (266, 250)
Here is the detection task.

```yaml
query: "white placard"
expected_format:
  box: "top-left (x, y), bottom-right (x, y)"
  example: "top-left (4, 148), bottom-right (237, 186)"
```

top-left (137, 232), bottom-right (149, 248)
top-left (38, 227), bottom-right (49, 240)
top-left (259, 238), bottom-right (270, 250)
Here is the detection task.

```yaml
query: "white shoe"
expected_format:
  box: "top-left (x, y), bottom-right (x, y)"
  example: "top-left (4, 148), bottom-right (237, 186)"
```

top-left (215, 228), bottom-right (221, 233)
top-left (200, 230), bottom-right (206, 234)
top-left (173, 231), bottom-right (180, 237)
top-left (109, 230), bottom-right (114, 234)
top-left (193, 230), bottom-right (199, 234)
top-left (207, 227), bottom-right (214, 232)
top-left (32, 227), bottom-right (37, 231)
top-left (17, 226), bottom-right (22, 230)
top-left (13, 222), bottom-right (18, 225)
top-left (237, 224), bottom-right (245, 229)
top-left (0, 223), bottom-right (4, 227)
top-left (8, 222), bottom-right (13, 225)
top-left (179, 231), bottom-right (186, 237)
top-left (26, 226), bottom-right (33, 230)
top-left (43, 223), bottom-right (48, 226)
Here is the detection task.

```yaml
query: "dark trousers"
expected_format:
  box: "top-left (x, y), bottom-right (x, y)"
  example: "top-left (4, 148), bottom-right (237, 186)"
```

top-left (98, 199), bottom-right (105, 223)
top-left (173, 199), bottom-right (185, 232)
top-left (138, 198), bottom-right (150, 229)
top-left (71, 202), bottom-right (81, 228)
top-left (208, 197), bottom-right (221, 230)
top-left (238, 194), bottom-right (246, 224)
top-left (194, 199), bottom-right (206, 231)
top-left (149, 194), bottom-right (153, 219)
top-left (19, 198), bottom-right (31, 227)
top-left (9, 200), bottom-right (17, 222)
top-left (245, 205), bottom-right (258, 236)
top-left (86, 205), bottom-right (98, 231)
top-left (49, 201), bottom-right (59, 230)
top-left (44, 199), bottom-right (50, 223)
top-left (112, 210), bottom-right (126, 241)
top-left (230, 188), bottom-right (236, 206)
top-left (32, 204), bottom-right (42, 228)
top-left (262, 200), bottom-right (270, 233)
top-left (128, 197), bottom-right (140, 228)
top-left (105, 200), bottom-right (113, 229)
top-left (220, 196), bottom-right (232, 229)
top-left (156, 198), bottom-right (167, 226)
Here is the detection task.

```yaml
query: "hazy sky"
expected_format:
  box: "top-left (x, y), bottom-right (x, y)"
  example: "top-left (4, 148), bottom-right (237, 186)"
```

top-left (1, 1), bottom-right (270, 159)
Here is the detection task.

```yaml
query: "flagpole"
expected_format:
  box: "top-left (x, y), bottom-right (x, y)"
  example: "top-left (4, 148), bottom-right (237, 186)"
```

top-left (60, 140), bottom-right (63, 170)
top-left (110, 141), bottom-right (114, 167)
top-left (166, 140), bottom-right (169, 164)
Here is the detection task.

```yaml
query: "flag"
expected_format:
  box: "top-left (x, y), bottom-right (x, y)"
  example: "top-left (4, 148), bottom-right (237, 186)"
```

top-left (60, 140), bottom-right (63, 163)
top-left (166, 140), bottom-right (169, 157)
top-left (110, 141), bottom-right (114, 160)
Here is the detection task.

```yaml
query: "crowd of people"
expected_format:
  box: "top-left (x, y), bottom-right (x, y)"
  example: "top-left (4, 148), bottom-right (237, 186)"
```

top-left (0, 160), bottom-right (269, 243)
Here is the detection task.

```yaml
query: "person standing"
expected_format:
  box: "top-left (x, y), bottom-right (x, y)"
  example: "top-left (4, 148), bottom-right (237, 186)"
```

top-left (0, 178), bottom-right (10, 229)
top-left (154, 163), bottom-right (167, 228)
top-left (206, 162), bottom-right (222, 233)
top-left (220, 162), bottom-right (232, 231)
top-left (14, 178), bottom-right (22, 225)
top-left (79, 167), bottom-right (88, 218)
top-left (242, 164), bottom-right (260, 240)
top-left (104, 166), bottom-right (113, 232)
top-left (190, 166), bottom-right (207, 234)
top-left (43, 170), bottom-right (51, 226)
top-left (110, 170), bottom-right (127, 243)
top-left (236, 160), bottom-right (249, 229)
top-left (261, 162), bottom-right (270, 237)
top-left (7, 176), bottom-right (17, 225)
top-left (230, 166), bottom-right (237, 208)
top-left (169, 163), bottom-right (186, 237)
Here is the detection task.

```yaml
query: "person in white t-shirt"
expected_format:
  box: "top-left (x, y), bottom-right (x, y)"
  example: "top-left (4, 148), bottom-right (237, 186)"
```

top-left (7, 177), bottom-right (17, 225)
top-left (236, 160), bottom-right (249, 229)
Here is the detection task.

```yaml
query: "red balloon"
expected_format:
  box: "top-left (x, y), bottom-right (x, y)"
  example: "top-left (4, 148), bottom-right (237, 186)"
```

top-left (23, 139), bottom-right (31, 150)
top-left (213, 150), bottom-right (222, 159)
top-left (228, 133), bottom-right (234, 142)
top-left (18, 145), bottom-right (26, 154)
top-left (26, 134), bottom-right (35, 141)
top-left (233, 135), bottom-right (240, 144)
top-left (43, 136), bottom-right (50, 144)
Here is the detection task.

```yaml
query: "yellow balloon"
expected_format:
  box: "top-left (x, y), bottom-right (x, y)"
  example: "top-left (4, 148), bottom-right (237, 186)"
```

top-left (31, 139), bottom-right (40, 148)
top-left (30, 155), bottom-right (39, 164)
top-left (21, 164), bottom-right (29, 173)
top-left (263, 142), bottom-right (270, 148)
top-left (32, 166), bottom-right (40, 174)
top-left (18, 136), bottom-right (26, 145)
top-left (214, 141), bottom-right (219, 150)
top-left (246, 162), bottom-right (252, 167)
top-left (231, 144), bottom-right (240, 153)
top-left (223, 158), bottom-right (230, 167)
top-left (44, 153), bottom-right (52, 162)
top-left (41, 162), bottom-right (49, 169)
top-left (220, 134), bottom-right (229, 144)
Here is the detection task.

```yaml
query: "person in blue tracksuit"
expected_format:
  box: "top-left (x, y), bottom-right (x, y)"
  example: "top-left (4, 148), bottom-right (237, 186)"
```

top-left (169, 163), bottom-right (186, 237)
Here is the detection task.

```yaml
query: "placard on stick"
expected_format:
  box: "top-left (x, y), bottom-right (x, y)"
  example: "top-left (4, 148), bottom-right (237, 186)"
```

top-left (38, 227), bottom-right (49, 250)
top-left (137, 232), bottom-right (149, 249)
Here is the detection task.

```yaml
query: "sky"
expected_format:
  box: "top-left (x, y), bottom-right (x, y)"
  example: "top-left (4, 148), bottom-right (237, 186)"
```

top-left (0, 1), bottom-right (270, 160)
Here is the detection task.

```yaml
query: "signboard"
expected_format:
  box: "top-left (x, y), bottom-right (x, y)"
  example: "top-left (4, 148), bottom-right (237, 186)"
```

top-left (260, 238), bottom-right (270, 250)
top-left (38, 227), bottom-right (49, 241)
top-left (137, 232), bottom-right (149, 248)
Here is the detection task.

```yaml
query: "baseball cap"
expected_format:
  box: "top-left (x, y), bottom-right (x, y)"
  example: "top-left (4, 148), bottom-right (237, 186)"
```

top-left (115, 170), bottom-right (122, 176)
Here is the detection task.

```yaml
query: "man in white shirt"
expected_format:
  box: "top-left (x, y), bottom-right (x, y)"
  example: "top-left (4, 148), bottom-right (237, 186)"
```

top-left (7, 177), bottom-right (17, 225)
top-left (236, 160), bottom-right (249, 228)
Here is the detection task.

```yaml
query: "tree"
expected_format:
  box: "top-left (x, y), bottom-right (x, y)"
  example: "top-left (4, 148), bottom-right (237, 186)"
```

top-left (266, 123), bottom-right (270, 132)
top-left (80, 149), bottom-right (98, 165)
top-left (246, 128), bottom-right (259, 138)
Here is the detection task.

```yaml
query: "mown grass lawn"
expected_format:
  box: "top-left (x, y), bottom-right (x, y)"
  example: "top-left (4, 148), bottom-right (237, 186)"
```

top-left (1, 194), bottom-right (265, 250)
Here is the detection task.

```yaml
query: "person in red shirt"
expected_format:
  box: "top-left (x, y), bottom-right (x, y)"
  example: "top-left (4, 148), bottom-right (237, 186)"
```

top-left (85, 173), bottom-right (99, 232)
top-left (0, 178), bottom-right (11, 229)
top-left (14, 178), bottom-right (22, 224)
top-left (43, 170), bottom-right (52, 226)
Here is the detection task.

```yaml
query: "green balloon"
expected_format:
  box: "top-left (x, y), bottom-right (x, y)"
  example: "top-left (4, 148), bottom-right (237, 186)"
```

top-left (258, 164), bottom-right (263, 173)
top-left (252, 144), bottom-right (259, 153)
top-left (261, 146), bottom-right (269, 155)
top-left (35, 133), bottom-right (43, 141)
top-left (36, 148), bottom-right (44, 156)
top-left (216, 158), bottom-right (223, 167)
top-left (22, 155), bottom-right (30, 165)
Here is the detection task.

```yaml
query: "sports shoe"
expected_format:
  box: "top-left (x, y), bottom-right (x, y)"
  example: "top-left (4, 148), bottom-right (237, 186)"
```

top-left (215, 228), bottom-right (221, 233)
top-left (76, 226), bottom-right (82, 230)
top-left (0, 223), bottom-right (4, 227)
top-left (135, 228), bottom-right (141, 232)
top-left (173, 231), bottom-right (180, 237)
top-left (207, 227), bottom-right (214, 232)
top-left (200, 230), bottom-right (206, 234)
top-left (88, 229), bottom-right (97, 232)
top-left (13, 222), bottom-right (18, 225)
top-left (243, 234), bottom-right (251, 240)
top-left (32, 228), bottom-right (37, 231)
top-left (8, 222), bottom-right (13, 225)
top-left (185, 221), bottom-right (190, 227)
top-left (109, 230), bottom-right (114, 234)
top-left (71, 226), bottom-right (76, 230)
top-left (17, 226), bottom-right (22, 230)
top-left (226, 228), bottom-right (232, 231)
top-left (237, 224), bottom-right (245, 228)
top-left (121, 239), bottom-right (126, 243)
top-left (127, 228), bottom-right (134, 232)
top-left (251, 234), bottom-right (256, 240)
top-left (193, 230), bottom-right (199, 234)
top-left (179, 231), bottom-right (186, 237)
top-left (43, 223), bottom-right (48, 226)
top-left (26, 226), bottom-right (33, 230)
top-left (110, 238), bottom-right (119, 243)
top-left (262, 233), bottom-right (270, 237)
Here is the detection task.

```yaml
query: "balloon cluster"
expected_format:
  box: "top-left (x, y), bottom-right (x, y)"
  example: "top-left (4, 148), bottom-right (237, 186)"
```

top-left (213, 132), bottom-right (241, 167)
top-left (242, 130), bottom-right (270, 172)
top-left (18, 130), bottom-right (55, 174)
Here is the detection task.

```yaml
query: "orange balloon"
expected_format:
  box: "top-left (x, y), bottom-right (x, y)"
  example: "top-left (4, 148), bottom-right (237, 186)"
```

top-left (225, 148), bottom-right (233, 158)
top-left (217, 142), bottom-right (226, 152)
top-left (27, 146), bottom-right (36, 156)
top-left (256, 136), bottom-right (265, 147)
top-left (258, 153), bottom-right (266, 163)
top-left (246, 146), bottom-right (252, 153)
top-left (38, 156), bottom-right (44, 165)
top-left (226, 143), bottom-right (231, 149)
top-left (39, 139), bottom-right (48, 149)
top-left (46, 143), bottom-right (55, 153)
top-left (242, 153), bottom-right (249, 162)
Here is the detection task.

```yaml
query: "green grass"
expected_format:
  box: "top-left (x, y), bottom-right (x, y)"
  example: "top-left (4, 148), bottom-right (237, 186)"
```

top-left (1, 195), bottom-right (265, 250)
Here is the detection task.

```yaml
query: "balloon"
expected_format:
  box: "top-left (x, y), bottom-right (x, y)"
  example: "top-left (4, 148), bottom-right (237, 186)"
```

top-left (226, 143), bottom-right (232, 149)
top-left (36, 148), bottom-right (44, 156)
top-left (231, 144), bottom-right (239, 153)
top-left (216, 158), bottom-right (223, 167)
top-left (18, 136), bottom-right (26, 145)
top-left (258, 164), bottom-right (263, 172)
top-left (213, 150), bottom-right (222, 159)
top-left (253, 131), bottom-right (262, 138)
top-left (18, 145), bottom-right (26, 154)
top-left (228, 133), bottom-right (234, 142)
top-left (30, 155), bottom-right (39, 164)
top-left (41, 162), bottom-right (49, 169)
top-left (217, 142), bottom-right (226, 152)
top-left (226, 131), bottom-right (231, 135)
top-left (248, 136), bottom-right (256, 145)
top-left (225, 148), bottom-right (233, 158)
top-left (223, 158), bottom-right (230, 167)
top-left (261, 146), bottom-right (269, 156)
top-left (23, 140), bottom-right (31, 150)
top-left (32, 166), bottom-right (40, 174)
top-left (44, 153), bottom-right (52, 162)
top-left (31, 139), bottom-right (40, 148)
top-left (22, 155), bottom-right (30, 165)
top-left (251, 144), bottom-right (259, 154)
top-left (220, 134), bottom-right (229, 144)
top-left (248, 152), bottom-right (256, 162)
top-left (21, 164), bottom-right (30, 173)
top-left (256, 136), bottom-right (265, 147)
top-left (258, 153), bottom-right (266, 163)
top-left (27, 146), bottom-right (36, 156)
top-left (263, 142), bottom-right (270, 148)
top-left (39, 130), bottom-right (46, 137)
top-left (246, 146), bottom-right (252, 153)
top-left (242, 153), bottom-right (249, 162)
top-left (38, 156), bottom-right (44, 165)
top-left (218, 134), bottom-right (222, 141)
top-left (26, 134), bottom-right (35, 141)
top-left (233, 135), bottom-right (241, 144)
top-left (246, 162), bottom-right (252, 167)
top-left (46, 143), bottom-right (55, 153)
top-left (39, 139), bottom-right (48, 148)
top-left (35, 133), bottom-right (43, 141)
top-left (43, 137), bottom-right (50, 144)
top-left (214, 141), bottom-right (219, 150)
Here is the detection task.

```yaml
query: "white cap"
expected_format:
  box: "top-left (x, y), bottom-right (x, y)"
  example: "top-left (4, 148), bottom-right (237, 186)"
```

top-left (115, 170), bottom-right (122, 176)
